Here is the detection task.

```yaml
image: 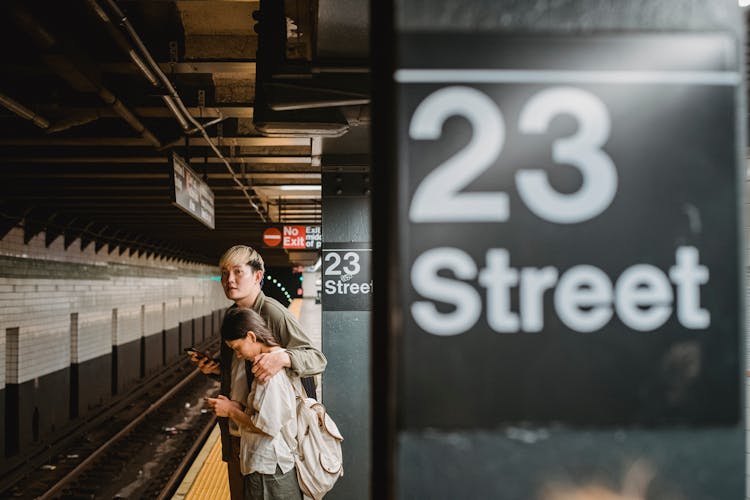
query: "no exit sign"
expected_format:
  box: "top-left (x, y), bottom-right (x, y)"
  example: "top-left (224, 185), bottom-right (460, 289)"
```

top-left (262, 225), bottom-right (322, 250)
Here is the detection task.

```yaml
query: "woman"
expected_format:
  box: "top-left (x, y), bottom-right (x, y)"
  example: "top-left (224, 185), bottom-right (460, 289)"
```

top-left (207, 307), bottom-right (303, 500)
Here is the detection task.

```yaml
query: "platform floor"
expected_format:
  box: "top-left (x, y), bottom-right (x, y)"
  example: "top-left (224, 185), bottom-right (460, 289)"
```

top-left (172, 297), bottom-right (321, 499)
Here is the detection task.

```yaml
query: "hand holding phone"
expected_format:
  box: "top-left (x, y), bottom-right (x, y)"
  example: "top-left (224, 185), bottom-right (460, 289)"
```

top-left (186, 347), bottom-right (220, 376)
top-left (184, 347), bottom-right (208, 360)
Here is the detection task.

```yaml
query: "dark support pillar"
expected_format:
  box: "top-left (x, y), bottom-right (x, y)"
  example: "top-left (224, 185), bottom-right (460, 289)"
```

top-left (0, 386), bottom-right (5, 459)
top-left (322, 169), bottom-right (371, 499)
top-left (4, 385), bottom-right (17, 458)
top-left (374, 1), bottom-right (745, 498)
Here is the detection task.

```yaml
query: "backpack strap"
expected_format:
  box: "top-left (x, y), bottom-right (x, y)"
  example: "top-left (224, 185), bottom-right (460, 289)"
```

top-left (275, 348), bottom-right (317, 400)
top-left (300, 376), bottom-right (317, 400)
top-left (291, 376), bottom-right (308, 401)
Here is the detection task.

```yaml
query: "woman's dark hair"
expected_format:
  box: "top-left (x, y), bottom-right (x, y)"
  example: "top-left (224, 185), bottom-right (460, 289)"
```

top-left (221, 308), bottom-right (279, 346)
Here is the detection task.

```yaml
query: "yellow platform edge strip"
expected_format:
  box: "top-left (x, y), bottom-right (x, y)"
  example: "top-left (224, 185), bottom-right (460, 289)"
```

top-left (172, 425), bottom-right (229, 500)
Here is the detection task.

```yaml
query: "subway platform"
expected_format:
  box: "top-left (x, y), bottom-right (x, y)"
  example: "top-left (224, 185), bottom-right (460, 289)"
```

top-left (171, 297), bottom-right (322, 500)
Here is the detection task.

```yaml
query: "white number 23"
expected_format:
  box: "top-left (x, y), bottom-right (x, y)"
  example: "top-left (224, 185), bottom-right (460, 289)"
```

top-left (408, 86), bottom-right (617, 224)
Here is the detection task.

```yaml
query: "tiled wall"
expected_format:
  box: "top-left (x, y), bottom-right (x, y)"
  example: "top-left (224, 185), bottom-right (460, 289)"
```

top-left (165, 298), bottom-right (181, 332)
top-left (76, 311), bottom-right (111, 364)
top-left (115, 306), bottom-right (141, 346)
top-left (144, 302), bottom-right (164, 335)
top-left (0, 227), bottom-right (230, 389)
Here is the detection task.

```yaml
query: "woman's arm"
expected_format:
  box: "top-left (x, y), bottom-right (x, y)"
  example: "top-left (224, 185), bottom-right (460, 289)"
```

top-left (206, 395), bottom-right (267, 435)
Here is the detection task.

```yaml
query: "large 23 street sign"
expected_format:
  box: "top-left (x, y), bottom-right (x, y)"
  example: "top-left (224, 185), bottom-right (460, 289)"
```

top-left (396, 34), bottom-right (741, 429)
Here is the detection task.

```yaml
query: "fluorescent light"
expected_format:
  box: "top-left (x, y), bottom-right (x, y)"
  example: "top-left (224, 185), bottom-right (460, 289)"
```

top-left (741, 0), bottom-right (750, 7)
top-left (279, 185), bottom-right (321, 191)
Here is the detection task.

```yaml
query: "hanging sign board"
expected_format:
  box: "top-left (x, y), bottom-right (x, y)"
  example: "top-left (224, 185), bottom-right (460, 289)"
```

top-left (262, 225), bottom-right (322, 249)
top-left (396, 33), bottom-right (741, 429)
top-left (169, 152), bottom-right (215, 229)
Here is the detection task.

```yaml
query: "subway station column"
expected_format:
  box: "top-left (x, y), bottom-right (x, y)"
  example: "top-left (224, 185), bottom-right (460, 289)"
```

top-left (374, 0), bottom-right (745, 498)
top-left (322, 165), bottom-right (372, 499)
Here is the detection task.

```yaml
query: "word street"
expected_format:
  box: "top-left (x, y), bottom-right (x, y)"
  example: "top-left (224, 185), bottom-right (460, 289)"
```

top-left (324, 279), bottom-right (374, 295)
top-left (411, 245), bottom-right (709, 336)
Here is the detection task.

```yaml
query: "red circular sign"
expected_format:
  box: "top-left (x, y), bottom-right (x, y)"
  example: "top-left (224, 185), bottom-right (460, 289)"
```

top-left (262, 227), bottom-right (282, 247)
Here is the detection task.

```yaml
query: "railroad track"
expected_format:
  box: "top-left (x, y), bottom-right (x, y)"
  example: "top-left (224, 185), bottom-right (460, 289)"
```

top-left (1, 339), bottom-right (222, 499)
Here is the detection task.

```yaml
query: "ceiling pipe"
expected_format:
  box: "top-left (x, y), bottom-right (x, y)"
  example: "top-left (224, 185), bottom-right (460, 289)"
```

top-left (45, 109), bottom-right (105, 133)
top-left (96, 0), bottom-right (267, 222)
top-left (99, 88), bottom-right (161, 147)
top-left (0, 92), bottom-right (50, 129)
top-left (9, 3), bottom-right (162, 148)
top-left (85, 0), bottom-right (185, 138)
top-left (85, 0), bottom-right (159, 87)
top-left (185, 115), bottom-right (225, 136)
top-left (161, 95), bottom-right (190, 130)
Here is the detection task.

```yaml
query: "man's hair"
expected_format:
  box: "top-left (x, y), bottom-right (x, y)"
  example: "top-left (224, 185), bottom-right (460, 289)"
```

top-left (221, 307), bottom-right (278, 346)
top-left (219, 245), bottom-right (265, 274)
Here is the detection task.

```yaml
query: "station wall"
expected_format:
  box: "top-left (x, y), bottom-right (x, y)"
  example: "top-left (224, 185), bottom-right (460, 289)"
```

top-left (0, 227), bottom-right (230, 459)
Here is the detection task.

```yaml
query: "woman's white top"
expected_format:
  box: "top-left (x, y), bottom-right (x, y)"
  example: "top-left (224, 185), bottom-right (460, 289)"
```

top-left (239, 366), bottom-right (298, 475)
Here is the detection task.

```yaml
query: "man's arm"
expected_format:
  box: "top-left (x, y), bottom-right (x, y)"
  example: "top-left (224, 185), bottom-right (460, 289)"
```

top-left (282, 313), bottom-right (328, 376)
top-left (253, 300), bottom-right (327, 382)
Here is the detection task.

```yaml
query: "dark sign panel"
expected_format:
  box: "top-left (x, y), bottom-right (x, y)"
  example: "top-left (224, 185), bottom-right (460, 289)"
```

top-left (170, 152), bottom-right (215, 229)
top-left (322, 243), bottom-right (372, 311)
top-left (396, 34), bottom-right (741, 429)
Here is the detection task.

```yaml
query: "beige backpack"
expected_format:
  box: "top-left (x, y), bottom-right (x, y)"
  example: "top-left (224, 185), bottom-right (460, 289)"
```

top-left (292, 379), bottom-right (344, 499)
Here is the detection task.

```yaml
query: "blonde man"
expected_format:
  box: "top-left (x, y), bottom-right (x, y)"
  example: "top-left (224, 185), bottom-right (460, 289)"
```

top-left (194, 245), bottom-right (327, 499)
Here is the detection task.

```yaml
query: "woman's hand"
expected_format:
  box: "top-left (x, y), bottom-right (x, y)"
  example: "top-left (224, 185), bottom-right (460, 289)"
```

top-left (206, 395), bottom-right (242, 417)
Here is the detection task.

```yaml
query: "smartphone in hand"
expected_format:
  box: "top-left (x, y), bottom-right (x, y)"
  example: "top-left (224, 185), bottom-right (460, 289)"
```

top-left (184, 347), bottom-right (209, 360)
